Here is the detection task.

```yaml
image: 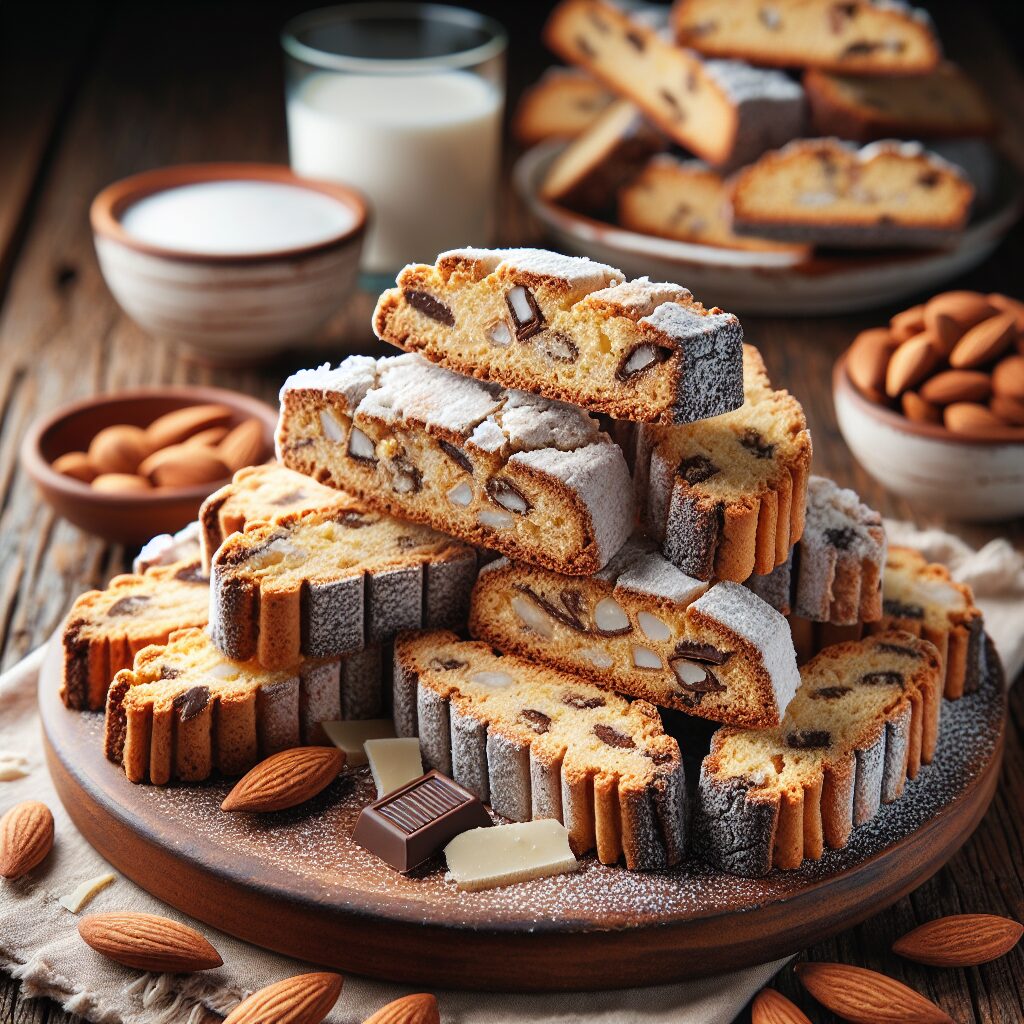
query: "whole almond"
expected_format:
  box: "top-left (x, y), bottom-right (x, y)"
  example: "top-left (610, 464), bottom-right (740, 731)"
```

top-left (139, 446), bottom-right (229, 488)
top-left (364, 993), bottom-right (440, 1024)
top-left (184, 425), bottom-right (230, 448)
top-left (78, 912), bottom-right (222, 971)
top-left (992, 354), bottom-right (1024, 400)
top-left (218, 419), bottom-right (266, 473)
top-left (944, 402), bottom-right (1010, 438)
top-left (0, 800), bottom-right (54, 879)
top-left (925, 312), bottom-right (962, 354)
top-left (949, 312), bottom-right (1016, 369)
top-left (889, 304), bottom-right (925, 342)
top-left (924, 290), bottom-right (995, 334)
top-left (919, 370), bottom-right (992, 405)
top-left (224, 972), bottom-right (343, 1024)
top-left (991, 394), bottom-right (1024, 426)
top-left (52, 451), bottom-right (98, 483)
top-left (91, 473), bottom-right (153, 494)
top-left (88, 424), bottom-right (150, 475)
top-left (221, 747), bottom-right (346, 813)
top-left (794, 962), bottom-right (953, 1024)
top-left (893, 913), bottom-right (1022, 967)
top-left (988, 292), bottom-right (1024, 331)
top-left (751, 987), bottom-right (812, 1024)
top-left (885, 333), bottom-right (940, 397)
top-left (847, 328), bottom-right (899, 396)
top-left (901, 391), bottom-right (942, 424)
top-left (146, 404), bottom-right (233, 449)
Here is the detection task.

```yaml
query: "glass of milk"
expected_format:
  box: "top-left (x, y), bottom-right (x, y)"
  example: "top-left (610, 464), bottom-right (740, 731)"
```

top-left (283, 3), bottom-right (506, 280)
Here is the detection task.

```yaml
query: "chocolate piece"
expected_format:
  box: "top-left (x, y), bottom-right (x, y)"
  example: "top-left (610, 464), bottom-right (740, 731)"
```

top-left (616, 343), bottom-right (671, 382)
top-left (438, 439), bottom-right (473, 474)
top-left (860, 671), bottom-right (904, 688)
top-left (810, 686), bottom-right (852, 699)
top-left (786, 729), bottom-right (831, 749)
top-left (678, 454), bottom-right (718, 485)
top-left (404, 290), bottom-right (455, 327)
top-left (882, 597), bottom-right (925, 619)
top-left (486, 477), bottom-right (532, 515)
top-left (824, 526), bottom-right (857, 550)
top-left (538, 331), bottom-right (579, 363)
top-left (594, 723), bottom-right (636, 749)
top-left (521, 709), bottom-right (552, 734)
top-left (672, 639), bottom-right (732, 665)
top-left (352, 769), bottom-right (492, 872)
top-left (737, 429), bottom-right (774, 460)
top-left (505, 285), bottom-right (545, 340)
top-left (172, 685), bottom-right (209, 722)
top-left (106, 594), bottom-right (151, 617)
top-left (563, 692), bottom-right (605, 709)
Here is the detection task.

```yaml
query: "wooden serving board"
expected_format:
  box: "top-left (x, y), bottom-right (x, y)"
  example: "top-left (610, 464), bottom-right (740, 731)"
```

top-left (40, 638), bottom-right (1006, 992)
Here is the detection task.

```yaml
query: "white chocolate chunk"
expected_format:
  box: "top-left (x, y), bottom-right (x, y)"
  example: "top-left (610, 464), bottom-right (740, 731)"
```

top-left (637, 611), bottom-right (671, 642)
top-left (447, 481), bottom-right (473, 507)
top-left (322, 719), bottom-right (396, 767)
top-left (488, 320), bottom-right (512, 347)
top-left (580, 646), bottom-right (614, 669)
top-left (444, 819), bottom-right (579, 892)
top-left (320, 409), bottom-right (344, 442)
top-left (469, 670), bottom-right (514, 688)
top-left (594, 597), bottom-right (630, 634)
top-left (58, 872), bottom-right (116, 913)
top-left (511, 595), bottom-right (554, 638)
top-left (348, 426), bottom-right (376, 460)
top-left (365, 737), bottom-right (424, 797)
top-left (632, 645), bottom-right (663, 670)
top-left (478, 508), bottom-right (514, 529)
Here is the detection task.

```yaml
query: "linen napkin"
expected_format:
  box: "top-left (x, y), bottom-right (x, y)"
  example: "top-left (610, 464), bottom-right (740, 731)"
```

top-left (2, 525), bottom-right (1021, 1024)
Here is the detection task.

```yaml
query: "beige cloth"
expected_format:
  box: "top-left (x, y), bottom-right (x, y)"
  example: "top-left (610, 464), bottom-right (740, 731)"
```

top-left (2, 525), bottom-right (1021, 1024)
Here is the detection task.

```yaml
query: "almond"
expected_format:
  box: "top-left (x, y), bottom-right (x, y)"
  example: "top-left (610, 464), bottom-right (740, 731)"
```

top-left (988, 292), bottom-right (1024, 331)
top-left (925, 312), bottom-right (962, 355)
top-left (944, 402), bottom-right (1010, 438)
top-left (885, 333), bottom-right (940, 397)
top-left (751, 987), bottom-right (812, 1024)
top-left (52, 451), bottom-right (98, 483)
top-left (992, 354), bottom-right (1024, 400)
top-left (847, 328), bottom-right (899, 396)
top-left (901, 391), bottom-right (941, 424)
top-left (924, 290), bottom-right (995, 334)
top-left (0, 800), bottom-right (54, 879)
top-left (184, 425), bottom-right (230, 448)
top-left (794, 962), bottom-right (953, 1024)
top-left (919, 370), bottom-right (992, 405)
top-left (889, 305), bottom-right (925, 342)
top-left (218, 418), bottom-right (266, 473)
top-left (948, 312), bottom-right (1016, 369)
top-left (364, 993), bottom-right (441, 1024)
top-left (139, 445), bottom-right (229, 488)
top-left (146, 403), bottom-right (234, 449)
top-left (224, 971), bottom-right (343, 1024)
top-left (88, 424), bottom-right (151, 475)
top-left (91, 473), bottom-right (152, 494)
top-left (221, 747), bottom-right (345, 813)
top-left (78, 911), bottom-right (222, 972)
top-left (991, 394), bottom-right (1024, 426)
top-left (893, 913), bottom-right (1023, 967)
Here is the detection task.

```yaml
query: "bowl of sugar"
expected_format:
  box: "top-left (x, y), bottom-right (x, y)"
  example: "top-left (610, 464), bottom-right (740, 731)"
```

top-left (91, 163), bottom-right (367, 365)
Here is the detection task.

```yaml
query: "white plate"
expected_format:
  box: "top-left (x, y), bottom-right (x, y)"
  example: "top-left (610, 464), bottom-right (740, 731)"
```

top-left (514, 142), bottom-right (1022, 315)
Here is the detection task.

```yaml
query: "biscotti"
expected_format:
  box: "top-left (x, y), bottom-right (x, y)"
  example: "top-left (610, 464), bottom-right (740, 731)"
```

top-left (134, 521), bottom-right (202, 575)
top-left (805, 64), bottom-right (996, 142)
top-left (513, 67), bottom-right (616, 145)
top-left (729, 139), bottom-right (974, 248)
top-left (540, 100), bottom-right (665, 214)
top-left (373, 247), bottom-right (744, 425)
top-left (61, 560), bottom-right (209, 711)
top-left (673, 0), bottom-right (941, 76)
top-left (544, 0), bottom-right (806, 168)
top-left (868, 546), bottom-right (985, 700)
top-left (469, 539), bottom-right (800, 728)
top-left (636, 344), bottom-right (812, 582)
top-left (695, 631), bottom-right (942, 876)
top-left (104, 628), bottom-right (383, 784)
top-left (392, 630), bottom-right (686, 870)
top-left (210, 504), bottom-right (477, 668)
top-left (276, 353), bottom-right (634, 575)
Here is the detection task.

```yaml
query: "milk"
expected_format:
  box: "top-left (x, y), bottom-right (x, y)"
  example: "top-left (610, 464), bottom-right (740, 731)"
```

top-left (287, 70), bottom-right (503, 273)
top-left (120, 180), bottom-right (358, 255)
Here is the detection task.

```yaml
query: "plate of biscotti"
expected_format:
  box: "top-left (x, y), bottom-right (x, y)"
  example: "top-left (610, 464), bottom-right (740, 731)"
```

top-left (513, 0), bottom-right (1022, 315)
top-left (44, 247), bottom-right (1005, 990)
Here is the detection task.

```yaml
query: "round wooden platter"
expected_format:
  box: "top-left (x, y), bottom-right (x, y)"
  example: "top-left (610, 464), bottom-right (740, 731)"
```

top-left (40, 638), bottom-right (1006, 992)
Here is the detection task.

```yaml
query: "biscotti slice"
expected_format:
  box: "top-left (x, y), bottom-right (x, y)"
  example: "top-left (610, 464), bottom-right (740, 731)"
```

top-left (104, 627), bottom-right (383, 784)
top-left (513, 67), bottom-right (616, 145)
top-left (868, 546), bottom-right (985, 700)
top-left (729, 139), bottom-right (975, 248)
top-left (540, 100), bottom-right (665, 214)
top-left (618, 155), bottom-right (811, 257)
top-left (805, 64), bottom-right (996, 142)
top-left (276, 353), bottom-right (634, 575)
top-left (210, 504), bottom-right (477, 668)
top-left (673, 0), bottom-right (941, 75)
top-left (469, 539), bottom-right (800, 727)
top-left (392, 630), bottom-right (686, 870)
top-left (373, 247), bottom-right (744, 425)
top-left (544, 0), bottom-right (806, 168)
top-left (695, 631), bottom-right (942, 876)
top-left (199, 463), bottom-right (348, 572)
top-left (636, 344), bottom-right (812, 582)
top-left (61, 560), bottom-right (209, 711)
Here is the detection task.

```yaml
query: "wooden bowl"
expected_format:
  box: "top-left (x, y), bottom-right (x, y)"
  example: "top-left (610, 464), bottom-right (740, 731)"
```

top-left (20, 386), bottom-right (278, 546)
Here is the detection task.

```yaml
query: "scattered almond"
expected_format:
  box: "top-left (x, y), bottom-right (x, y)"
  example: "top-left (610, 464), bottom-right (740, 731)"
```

top-left (794, 962), bottom-right (953, 1024)
top-left (0, 800), bottom-right (54, 879)
top-left (893, 913), bottom-right (1023, 967)
top-left (847, 328), bottom-right (899, 395)
top-left (993, 354), bottom-right (1024, 400)
top-left (364, 993), bottom-right (440, 1024)
top-left (901, 391), bottom-right (942, 424)
top-left (924, 290), bottom-right (995, 334)
top-left (948, 312), bottom-right (1016, 369)
top-left (750, 987), bottom-right (812, 1024)
top-left (52, 451), bottom-right (98, 483)
top-left (991, 393), bottom-right (1024, 426)
top-left (139, 445), bottom-right (229, 488)
top-left (91, 473), bottom-right (153, 494)
top-left (221, 747), bottom-right (346, 813)
top-left (88, 424), bottom-right (151, 475)
top-left (988, 292), bottom-right (1024, 331)
top-left (889, 305), bottom-right (925, 342)
top-left (78, 911), bottom-right (222, 972)
top-left (885, 333), bottom-right (940, 397)
top-left (184, 425), bottom-right (230, 448)
top-left (919, 370), bottom-right (991, 406)
top-left (224, 971), bottom-right (343, 1024)
top-left (146, 403), bottom-right (234, 450)
top-left (944, 402), bottom-right (1010, 438)
top-left (218, 418), bottom-right (266, 473)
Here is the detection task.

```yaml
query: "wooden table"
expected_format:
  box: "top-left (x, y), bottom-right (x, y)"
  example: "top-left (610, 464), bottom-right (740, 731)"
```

top-left (1, 2), bottom-right (1021, 1022)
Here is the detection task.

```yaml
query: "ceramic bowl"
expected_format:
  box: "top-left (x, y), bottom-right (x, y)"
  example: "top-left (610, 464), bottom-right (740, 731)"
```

top-left (833, 353), bottom-right (1024, 521)
top-left (21, 386), bottom-right (278, 546)
top-left (91, 163), bottom-right (367, 365)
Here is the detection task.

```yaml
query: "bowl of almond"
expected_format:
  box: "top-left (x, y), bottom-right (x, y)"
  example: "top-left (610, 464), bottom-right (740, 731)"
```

top-left (834, 290), bottom-right (1024, 521)
top-left (21, 387), bottom-right (277, 544)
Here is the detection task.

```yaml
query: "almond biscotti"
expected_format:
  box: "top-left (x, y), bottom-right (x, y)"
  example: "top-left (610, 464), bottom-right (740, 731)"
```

top-left (392, 630), bottom-right (686, 870)
top-left (544, 0), bottom-right (806, 168)
top-left (636, 345), bottom-right (812, 582)
top-left (694, 631), bottom-right (942, 877)
top-left (276, 353), bottom-right (634, 575)
top-left (104, 628), bottom-right (383, 784)
top-left (513, 67), bottom-right (616, 145)
top-left (210, 504), bottom-right (477, 668)
top-left (673, 0), bottom-right (941, 76)
top-left (61, 560), bottom-right (209, 711)
top-left (469, 538), bottom-right (800, 728)
top-left (373, 248), bottom-right (744, 425)
top-left (729, 139), bottom-right (975, 248)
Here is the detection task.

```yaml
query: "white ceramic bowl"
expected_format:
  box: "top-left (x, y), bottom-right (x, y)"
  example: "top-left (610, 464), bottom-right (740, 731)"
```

top-left (514, 142), bottom-right (1022, 315)
top-left (91, 163), bottom-right (367, 365)
top-left (833, 353), bottom-right (1024, 521)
